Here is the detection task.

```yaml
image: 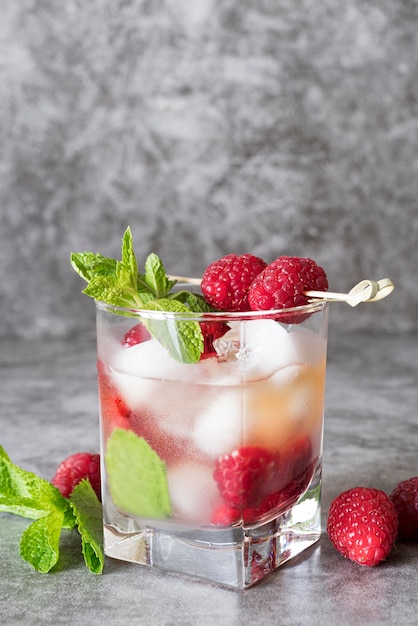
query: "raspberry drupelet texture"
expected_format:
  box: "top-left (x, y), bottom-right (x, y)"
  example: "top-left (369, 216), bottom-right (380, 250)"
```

top-left (390, 477), bottom-right (418, 540)
top-left (327, 487), bottom-right (398, 566)
top-left (247, 256), bottom-right (328, 312)
top-left (213, 445), bottom-right (280, 509)
top-left (201, 253), bottom-right (267, 312)
top-left (51, 452), bottom-right (101, 500)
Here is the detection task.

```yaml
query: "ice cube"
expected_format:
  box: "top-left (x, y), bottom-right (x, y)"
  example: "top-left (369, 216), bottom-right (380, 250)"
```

top-left (288, 328), bottom-right (327, 368)
top-left (213, 320), bottom-right (287, 381)
top-left (110, 368), bottom-right (158, 412)
top-left (167, 463), bottom-right (219, 523)
top-left (193, 390), bottom-right (243, 457)
top-left (112, 337), bottom-right (227, 384)
top-left (112, 338), bottom-right (183, 380)
top-left (108, 340), bottom-right (170, 411)
top-left (213, 320), bottom-right (327, 381)
top-left (110, 339), bottom-right (199, 410)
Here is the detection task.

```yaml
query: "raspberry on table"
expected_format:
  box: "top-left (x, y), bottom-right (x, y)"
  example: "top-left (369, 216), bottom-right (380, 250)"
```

top-left (213, 445), bottom-right (280, 509)
top-left (247, 256), bottom-right (328, 316)
top-left (201, 253), bottom-right (267, 312)
top-left (390, 477), bottom-right (418, 540)
top-left (51, 452), bottom-right (101, 501)
top-left (327, 487), bottom-right (398, 566)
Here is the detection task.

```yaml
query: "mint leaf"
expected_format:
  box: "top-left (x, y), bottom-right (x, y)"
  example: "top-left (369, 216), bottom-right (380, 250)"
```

top-left (69, 480), bottom-right (104, 575)
top-left (0, 444), bottom-right (11, 462)
top-left (19, 509), bottom-right (65, 573)
top-left (143, 298), bottom-right (204, 364)
top-left (105, 429), bottom-right (171, 519)
top-left (143, 253), bottom-right (176, 298)
top-left (70, 252), bottom-right (117, 283)
top-left (83, 275), bottom-right (142, 309)
top-left (171, 290), bottom-right (214, 312)
top-left (0, 453), bottom-right (73, 524)
top-left (117, 227), bottom-right (139, 292)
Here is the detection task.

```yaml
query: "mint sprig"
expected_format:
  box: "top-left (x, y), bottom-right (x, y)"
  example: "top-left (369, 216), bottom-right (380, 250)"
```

top-left (70, 227), bottom-right (212, 363)
top-left (0, 445), bottom-right (104, 574)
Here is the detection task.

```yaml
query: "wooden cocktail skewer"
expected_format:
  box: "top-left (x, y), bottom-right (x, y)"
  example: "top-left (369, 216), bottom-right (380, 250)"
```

top-left (305, 278), bottom-right (394, 307)
top-left (168, 276), bottom-right (394, 308)
top-left (169, 275), bottom-right (202, 286)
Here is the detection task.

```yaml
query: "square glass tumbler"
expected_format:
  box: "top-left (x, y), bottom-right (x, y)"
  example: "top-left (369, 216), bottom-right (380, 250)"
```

top-left (96, 299), bottom-right (329, 589)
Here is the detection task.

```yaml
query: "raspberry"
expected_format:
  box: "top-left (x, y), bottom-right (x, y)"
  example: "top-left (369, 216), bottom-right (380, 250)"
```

top-left (211, 466), bottom-right (314, 527)
top-left (390, 477), bottom-right (418, 540)
top-left (327, 487), bottom-right (398, 566)
top-left (122, 323), bottom-right (151, 347)
top-left (51, 452), bottom-right (101, 500)
top-left (213, 446), bottom-right (280, 509)
top-left (247, 256), bottom-right (328, 319)
top-left (201, 254), bottom-right (267, 312)
top-left (210, 503), bottom-right (241, 526)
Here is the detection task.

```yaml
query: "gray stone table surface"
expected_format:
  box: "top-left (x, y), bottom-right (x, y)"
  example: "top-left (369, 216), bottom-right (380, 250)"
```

top-left (1, 330), bottom-right (418, 626)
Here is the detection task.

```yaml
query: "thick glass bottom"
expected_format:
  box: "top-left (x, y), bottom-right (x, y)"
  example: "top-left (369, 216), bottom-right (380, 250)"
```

top-left (103, 463), bottom-right (322, 590)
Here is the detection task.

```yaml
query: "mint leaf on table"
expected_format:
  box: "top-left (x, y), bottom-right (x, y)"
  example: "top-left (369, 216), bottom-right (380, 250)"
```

top-left (105, 429), bottom-right (171, 520)
top-left (70, 226), bottom-right (213, 363)
top-left (19, 509), bottom-right (67, 573)
top-left (69, 480), bottom-right (104, 575)
top-left (0, 445), bottom-right (104, 574)
top-left (0, 445), bottom-right (74, 526)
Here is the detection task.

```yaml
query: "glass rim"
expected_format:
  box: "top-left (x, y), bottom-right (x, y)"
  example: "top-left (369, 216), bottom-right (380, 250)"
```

top-left (94, 299), bottom-right (328, 322)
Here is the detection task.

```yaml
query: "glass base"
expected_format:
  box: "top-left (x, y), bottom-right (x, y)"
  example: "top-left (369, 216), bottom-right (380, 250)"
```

top-left (103, 463), bottom-right (322, 590)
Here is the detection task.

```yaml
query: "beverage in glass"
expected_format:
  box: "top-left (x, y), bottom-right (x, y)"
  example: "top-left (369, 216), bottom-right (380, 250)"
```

top-left (96, 298), bottom-right (328, 589)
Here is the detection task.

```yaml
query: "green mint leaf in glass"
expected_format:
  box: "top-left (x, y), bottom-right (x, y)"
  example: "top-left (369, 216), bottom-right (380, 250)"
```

top-left (19, 509), bottom-right (65, 573)
top-left (105, 429), bottom-right (172, 520)
top-left (69, 480), bottom-right (104, 575)
top-left (143, 298), bottom-right (204, 364)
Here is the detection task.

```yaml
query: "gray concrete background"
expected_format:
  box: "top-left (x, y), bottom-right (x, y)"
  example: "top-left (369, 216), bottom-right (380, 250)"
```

top-left (1, 0), bottom-right (417, 338)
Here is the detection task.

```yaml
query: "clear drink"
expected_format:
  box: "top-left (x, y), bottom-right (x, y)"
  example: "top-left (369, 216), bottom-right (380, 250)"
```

top-left (96, 299), bottom-right (328, 589)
